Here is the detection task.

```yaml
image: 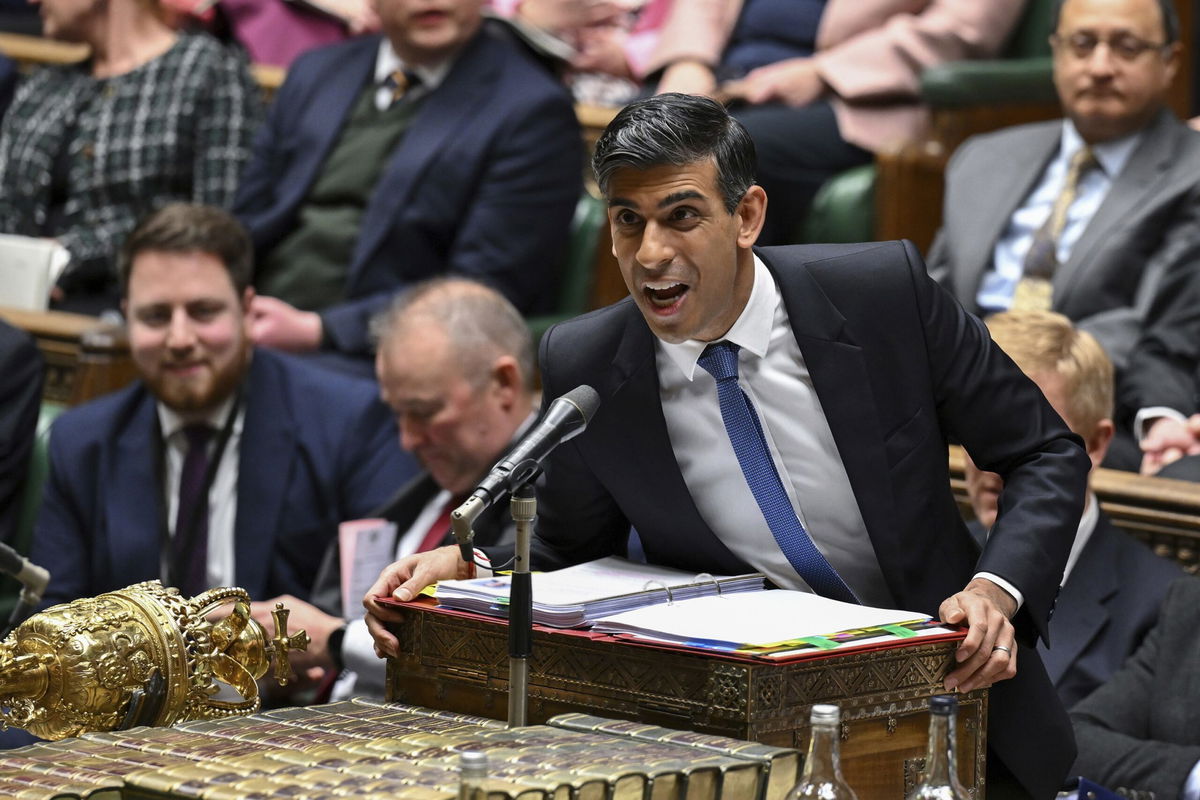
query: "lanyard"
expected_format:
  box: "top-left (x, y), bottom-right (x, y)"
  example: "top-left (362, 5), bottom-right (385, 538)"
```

top-left (155, 392), bottom-right (242, 592)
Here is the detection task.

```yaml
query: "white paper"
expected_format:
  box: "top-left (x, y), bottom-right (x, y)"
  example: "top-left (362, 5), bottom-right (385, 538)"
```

top-left (338, 518), bottom-right (396, 620)
top-left (591, 590), bottom-right (931, 647)
top-left (0, 234), bottom-right (70, 311)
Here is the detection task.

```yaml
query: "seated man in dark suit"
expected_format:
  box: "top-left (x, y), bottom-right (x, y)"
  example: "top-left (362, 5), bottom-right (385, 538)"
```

top-left (962, 310), bottom-right (1182, 710)
top-left (928, 0), bottom-right (1200, 467)
top-left (0, 319), bottom-right (42, 548)
top-left (250, 276), bottom-right (537, 699)
top-left (1070, 575), bottom-right (1200, 797)
top-left (31, 203), bottom-right (417, 608)
top-left (365, 93), bottom-right (1092, 797)
top-left (233, 0), bottom-right (583, 374)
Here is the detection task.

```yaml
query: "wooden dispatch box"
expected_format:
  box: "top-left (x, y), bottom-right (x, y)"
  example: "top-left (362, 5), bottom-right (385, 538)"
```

top-left (384, 601), bottom-right (988, 798)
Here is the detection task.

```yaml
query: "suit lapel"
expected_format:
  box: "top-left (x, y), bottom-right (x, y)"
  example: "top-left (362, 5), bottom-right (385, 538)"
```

top-left (233, 355), bottom-right (296, 596)
top-left (959, 125), bottom-right (1060, 301)
top-left (281, 40), bottom-right (377, 215)
top-left (108, 395), bottom-right (167, 585)
top-left (762, 250), bottom-right (904, 582)
top-left (351, 31), bottom-right (501, 274)
top-left (1037, 513), bottom-right (1117, 685)
top-left (1055, 110), bottom-right (1178, 299)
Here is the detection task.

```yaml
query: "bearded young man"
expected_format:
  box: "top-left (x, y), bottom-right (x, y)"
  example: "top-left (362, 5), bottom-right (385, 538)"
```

top-left (30, 203), bottom-right (416, 608)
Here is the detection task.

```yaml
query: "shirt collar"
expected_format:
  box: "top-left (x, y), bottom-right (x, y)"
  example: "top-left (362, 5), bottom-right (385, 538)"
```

top-left (157, 394), bottom-right (238, 442)
top-left (374, 38), bottom-right (453, 92)
top-left (1061, 490), bottom-right (1099, 584)
top-left (1060, 118), bottom-right (1143, 179)
top-left (658, 254), bottom-right (777, 381)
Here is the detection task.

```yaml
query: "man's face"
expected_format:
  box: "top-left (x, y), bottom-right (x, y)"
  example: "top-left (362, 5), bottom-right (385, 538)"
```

top-left (373, 0), bottom-right (484, 65)
top-left (377, 326), bottom-right (514, 496)
top-left (965, 371), bottom-right (1082, 530)
top-left (1052, 0), bottom-right (1179, 143)
top-left (607, 160), bottom-right (764, 344)
top-left (125, 250), bottom-right (252, 416)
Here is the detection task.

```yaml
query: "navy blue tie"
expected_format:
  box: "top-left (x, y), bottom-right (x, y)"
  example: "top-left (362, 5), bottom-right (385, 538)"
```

top-left (173, 424), bottom-right (213, 597)
top-left (697, 342), bottom-right (859, 603)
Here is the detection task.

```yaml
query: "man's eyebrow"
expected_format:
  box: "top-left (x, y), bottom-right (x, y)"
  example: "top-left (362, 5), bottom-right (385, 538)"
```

top-left (658, 190), bottom-right (703, 208)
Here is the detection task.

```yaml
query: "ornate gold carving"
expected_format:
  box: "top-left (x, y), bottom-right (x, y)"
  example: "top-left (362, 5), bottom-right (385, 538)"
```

top-left (0, 582), bottom-right (308, 740)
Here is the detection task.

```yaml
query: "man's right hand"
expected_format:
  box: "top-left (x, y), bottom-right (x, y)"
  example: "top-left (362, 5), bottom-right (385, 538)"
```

top-left (362, 545), bottom-right (471, 659)
top-left (1140, 415), bottom-right (1200, 475)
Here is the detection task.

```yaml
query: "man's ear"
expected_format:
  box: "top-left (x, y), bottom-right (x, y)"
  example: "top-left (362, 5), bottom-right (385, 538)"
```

top-left (736, 185), bottom-right (767, 249)
top-left (490, 355), bottom-right (522, 409)
top-left (1086, 418), bottom-right (1115, 472)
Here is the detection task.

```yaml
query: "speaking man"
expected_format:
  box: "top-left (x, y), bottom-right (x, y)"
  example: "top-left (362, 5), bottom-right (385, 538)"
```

top-left (366, 94), bottom-right (1090, 797)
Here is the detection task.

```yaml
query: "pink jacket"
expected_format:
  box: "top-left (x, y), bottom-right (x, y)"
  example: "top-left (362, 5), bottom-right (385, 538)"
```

top-left (648, 0), bottom-right (1027, 153)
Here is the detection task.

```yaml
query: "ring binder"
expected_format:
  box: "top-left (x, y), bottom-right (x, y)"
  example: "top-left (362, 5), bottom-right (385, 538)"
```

top-left (693, 573), bottom-right (725, 597)
top-left (642, 579), bottom-right (675, 605)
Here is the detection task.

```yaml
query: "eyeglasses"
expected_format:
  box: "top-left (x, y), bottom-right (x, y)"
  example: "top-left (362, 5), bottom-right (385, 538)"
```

top-left (1051, 31), bottom-right (1171, 61)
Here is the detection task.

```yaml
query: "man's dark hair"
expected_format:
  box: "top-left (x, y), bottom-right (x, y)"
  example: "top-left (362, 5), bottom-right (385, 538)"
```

top-left (118, 203), bottom-right (254, 296)
top-left (592, 93), bottom-right (756, 214)
top-left (1051, 0), bottom-right (1179, 44)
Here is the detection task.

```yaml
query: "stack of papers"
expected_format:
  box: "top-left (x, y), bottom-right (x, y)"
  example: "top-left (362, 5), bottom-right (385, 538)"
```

top-left (435, 556), bottom-right (765, 628)
top-left (591, 590), bottom-right (952, 658)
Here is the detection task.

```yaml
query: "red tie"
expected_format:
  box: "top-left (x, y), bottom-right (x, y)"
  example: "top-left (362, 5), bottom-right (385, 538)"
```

top-left (416, 501), bottom-right (454, 553)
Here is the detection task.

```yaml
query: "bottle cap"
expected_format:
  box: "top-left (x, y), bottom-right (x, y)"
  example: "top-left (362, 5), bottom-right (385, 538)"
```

top-left (459, 750), bottom-right (488, 777)
top-left (929, 694), bottom-right (958, 716)
top-left (810, 704), bottom-right (840, 724)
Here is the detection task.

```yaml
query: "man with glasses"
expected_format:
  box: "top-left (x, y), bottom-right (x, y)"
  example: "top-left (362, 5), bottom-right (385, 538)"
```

top-left (928, 0), bottom-right (1200, 470)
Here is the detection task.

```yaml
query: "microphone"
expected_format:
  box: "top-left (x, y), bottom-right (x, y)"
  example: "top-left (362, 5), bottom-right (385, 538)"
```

top-left (452, 385), bottom-right (601, 561)
top-left (0, 541), bottom-right (50, 638)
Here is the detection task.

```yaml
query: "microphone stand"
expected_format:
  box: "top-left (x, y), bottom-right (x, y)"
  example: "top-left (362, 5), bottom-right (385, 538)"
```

top-left (506, 482), bottom-right (536, 728)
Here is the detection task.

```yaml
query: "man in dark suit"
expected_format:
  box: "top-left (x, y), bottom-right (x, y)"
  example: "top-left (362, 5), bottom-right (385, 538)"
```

top-left (1070, 575), bottom-right (1200, 796)
top-left (961, 310), bottom-right (1182, 710)
top-left (232, 0), bottom-right (582, 373)
top-left (366, 93), bottom-right (1091, 797)
top-left (927, 0), bottom-right (1200, 412)
top-left (0, 319), bottom-right (42, 548)
top-left (250, 277), bottom-right (537, 699)
top-left (31, 204), bottom-right (417, 607)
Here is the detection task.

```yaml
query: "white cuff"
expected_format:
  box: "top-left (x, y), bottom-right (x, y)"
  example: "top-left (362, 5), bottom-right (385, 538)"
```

top-left (1135, 406), bottom-right (1187, 440)
top-left (473, 547), bottom-right (493, 578)
top-left (1185, 758), bottom-right (1200, 800)
top-left (973, 572), bottom-right (1024, 612)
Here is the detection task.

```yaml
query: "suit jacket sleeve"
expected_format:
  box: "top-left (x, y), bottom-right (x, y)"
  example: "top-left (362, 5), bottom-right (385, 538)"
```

top-left (0, 324), bottom-right (41, 548)
top-left (1070, 577), bottom-right (1200, 797)
top-left (31, 419), bottom-right (93, 608)
top-left (906, 238), bottom-right (1087, 640)
top-left (317, 85), bottom-right (583, 356)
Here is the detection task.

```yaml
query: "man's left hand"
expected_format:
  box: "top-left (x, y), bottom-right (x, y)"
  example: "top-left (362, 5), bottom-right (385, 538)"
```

top-left (250, 594), bottom-right (344, 676)
top-left (720, 58), bottom-right (826, 107)
top-left (248, 296), bottom-right (323, 352)
top-left (938, 578), bottom-right (1018, 693)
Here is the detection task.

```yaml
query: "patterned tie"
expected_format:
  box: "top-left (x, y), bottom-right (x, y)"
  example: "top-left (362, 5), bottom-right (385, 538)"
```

top-left (386, 68), bottom-right (420, 104)
top-left (697, 342), bottom-right (859, 603)
top-left (173, 424), bottom-right (213, 597)
top-left (1012, 146), bottom-right (1098, 311)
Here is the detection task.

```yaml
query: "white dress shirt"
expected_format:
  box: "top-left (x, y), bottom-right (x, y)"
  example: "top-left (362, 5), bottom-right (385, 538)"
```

top-left (157, 394), bottom-right (243, 591)
top-left (978, 120), bottom-right (1143, 313)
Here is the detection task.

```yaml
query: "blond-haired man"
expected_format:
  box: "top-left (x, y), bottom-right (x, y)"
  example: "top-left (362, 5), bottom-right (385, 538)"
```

top-left (965, 310), bottom-right (1182, 709)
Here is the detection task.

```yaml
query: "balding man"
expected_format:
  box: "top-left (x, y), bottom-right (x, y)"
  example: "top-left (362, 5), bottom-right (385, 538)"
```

top-left (254, 277), bottom-right (537, 699)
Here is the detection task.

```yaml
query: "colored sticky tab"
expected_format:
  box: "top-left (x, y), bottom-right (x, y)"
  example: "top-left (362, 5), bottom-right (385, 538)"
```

top-left (880, 624), bottom-right (917, 638)
top-left (798, 636), bottom-right (840, 651)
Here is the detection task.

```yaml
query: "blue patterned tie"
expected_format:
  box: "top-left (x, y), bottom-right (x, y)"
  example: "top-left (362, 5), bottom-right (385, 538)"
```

top-left (697, 342), bottom-right (859, 603)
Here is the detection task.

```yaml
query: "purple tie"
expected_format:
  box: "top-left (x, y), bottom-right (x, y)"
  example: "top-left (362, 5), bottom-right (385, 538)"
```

top-left (173, 424), bottom-right (213, 596)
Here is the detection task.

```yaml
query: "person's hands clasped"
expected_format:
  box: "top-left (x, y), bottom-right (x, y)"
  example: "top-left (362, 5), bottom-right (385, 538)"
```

top-left (1140, 415), bottom-right (1200, 475)
top-left (250, 594), bottom-right (344, 682)
top-left (720, 58), bottom-right (826, 106)
top-left (938, 577), bottom-right (1019, 693)
top-left (362, 545), bottom-right (470, 659)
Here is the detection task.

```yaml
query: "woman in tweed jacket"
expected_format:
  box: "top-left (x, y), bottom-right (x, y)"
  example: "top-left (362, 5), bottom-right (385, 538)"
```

top-left (0, 0), bottom-right (263, 313)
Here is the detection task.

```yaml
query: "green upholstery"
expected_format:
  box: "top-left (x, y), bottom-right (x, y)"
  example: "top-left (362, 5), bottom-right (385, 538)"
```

top-left (527, 191), bottom-right (607, 342)
top-left (799, 164), bottom-right (877, 244)
top-left (0, 401), bottom-right (64, 619)
top-left (799, 0), bottom-right (1056, 244)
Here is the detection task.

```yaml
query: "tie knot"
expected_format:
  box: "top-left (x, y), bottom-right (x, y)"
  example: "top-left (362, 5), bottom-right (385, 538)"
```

top-left (1068, 145), bottom-right (1098, 177)
top-left (697, 342), bottom-right (741, 383)
top-left (387, 68), bottom-right (419, 102)
top-left (182, 424), bottom-right (213, 451)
